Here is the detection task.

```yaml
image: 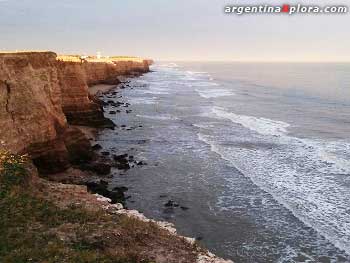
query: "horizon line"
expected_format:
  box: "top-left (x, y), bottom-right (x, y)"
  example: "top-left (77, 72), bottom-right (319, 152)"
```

top-left (156, 59), bottom-right (350, 63)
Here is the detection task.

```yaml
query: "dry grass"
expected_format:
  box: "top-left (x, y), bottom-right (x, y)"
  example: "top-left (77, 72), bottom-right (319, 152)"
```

top-left (0, 153), bottom-right (200, 263)
top-left (57, 55), bottom-right (145, 63)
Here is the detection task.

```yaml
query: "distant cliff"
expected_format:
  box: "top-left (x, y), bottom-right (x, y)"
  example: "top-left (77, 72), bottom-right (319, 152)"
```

top-left (0, 52), bottom-right (234, 263)
top-left (0, 51), bottom-right (152, 174)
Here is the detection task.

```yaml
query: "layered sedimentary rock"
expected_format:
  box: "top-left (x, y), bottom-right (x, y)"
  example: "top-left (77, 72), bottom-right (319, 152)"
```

top-left (0, 51), bottom-right (151, 174)
top-left (0, 52), bottom-right (71, 173)
top-left (82, 59), bottom-right (151, 86)
top-left (57, 56), bottom-right (151, 127)
top-left (57, 61), bottom-right (114, 128)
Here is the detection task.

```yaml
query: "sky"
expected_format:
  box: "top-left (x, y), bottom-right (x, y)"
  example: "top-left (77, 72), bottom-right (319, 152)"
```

top-left (0, 0), bottom-right (349, 62)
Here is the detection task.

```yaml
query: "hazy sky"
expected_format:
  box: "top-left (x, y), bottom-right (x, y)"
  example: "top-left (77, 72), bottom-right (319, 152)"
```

top-left (0, 0), bottom-right (349, 61)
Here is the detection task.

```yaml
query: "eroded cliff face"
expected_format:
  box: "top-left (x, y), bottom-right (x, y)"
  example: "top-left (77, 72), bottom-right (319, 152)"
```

top-left (0, 51), bottom-right (151, 174)
top-left (0, 52), bottom-right (72, 173)
top-left (57, 61), bottom-right (114, 128)
top-left (82, 59), bottom-right (150, 86)
top-left (57, 57), bottom-right (151, 127)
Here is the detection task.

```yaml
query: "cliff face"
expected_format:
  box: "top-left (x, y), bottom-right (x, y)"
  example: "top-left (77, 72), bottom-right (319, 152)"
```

top-left (0, 51), bottom-right (151, 174)
top-left (57, 57), bottom-right (151, 127)
top-left (57, 61), bottom-right (114, 128)
top-left (0, 52), bottom-right (71, 172)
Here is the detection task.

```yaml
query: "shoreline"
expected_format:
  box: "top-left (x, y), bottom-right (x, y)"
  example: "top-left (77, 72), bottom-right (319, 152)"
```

top-left (83, 79), bottom-right (234, 263)
top-left (0, 52), bottom-right (233, 262)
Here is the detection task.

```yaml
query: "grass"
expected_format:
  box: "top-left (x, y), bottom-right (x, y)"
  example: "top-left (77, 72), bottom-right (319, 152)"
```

top-left (0, 151), bottom-right (155, 263)
top-left (0, 151), bottom-right (199, 263)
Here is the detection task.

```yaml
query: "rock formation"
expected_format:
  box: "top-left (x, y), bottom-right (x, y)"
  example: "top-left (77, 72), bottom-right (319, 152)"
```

top-left (0, 51), bottom-right (152, 174)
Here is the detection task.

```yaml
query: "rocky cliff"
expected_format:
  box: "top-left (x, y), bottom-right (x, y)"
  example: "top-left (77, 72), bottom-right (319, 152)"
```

top-left (0, 52), bottom-right (234, 263)
top-left (0, 51), bottom-right (152, 174)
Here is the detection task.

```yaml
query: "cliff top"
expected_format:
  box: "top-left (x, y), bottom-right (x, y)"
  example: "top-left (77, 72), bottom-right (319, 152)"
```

top-left (0, 51), bottom-right (56, 56)
top-left (57, 55), bottom-right (147, 63)
top-left (0, 52), bottom-right (152, 64)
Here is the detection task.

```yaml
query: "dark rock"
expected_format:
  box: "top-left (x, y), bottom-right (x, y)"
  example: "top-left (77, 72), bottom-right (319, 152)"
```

top-left (64, 95), bottom-right (116, 129)
top-left (159, 194), bottom-right (168, 198)
top-left (63, 127), bottom-right (95, 165)
top-left (113, 154), bottom-right (128, 161)
top-left (101, 151), bottom-right (110, 156)
top-left (29, 126), bottom-right (96, 175)
top-left (29, 139), bottom-right (70, 174)
top-left (113, 186), bottom-right (128, 192)
top-left (137, 161), bottom-right (147, 166)
top-left (92, 144), bottom-right (102, 151)
top-left (164, 200), bottom-right (179, 208)
top-left (113, 154), bottom-right (130, 170)
top-left (121, 125), bottom-right (126, 128)
top-left (115, 162), bottom-right (130, 170)
top-left (86, 180), bottom-right (127, 204)
top-left (109, 111), bottom-right (116, 114)
top-left (81, 162), bottom-right (111, 175)
top-left (180, 206), bottom-right (189, 211)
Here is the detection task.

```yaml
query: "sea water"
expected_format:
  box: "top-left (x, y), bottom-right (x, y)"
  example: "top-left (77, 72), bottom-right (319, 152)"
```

top-left (98, 62), bottom-right (350, 262)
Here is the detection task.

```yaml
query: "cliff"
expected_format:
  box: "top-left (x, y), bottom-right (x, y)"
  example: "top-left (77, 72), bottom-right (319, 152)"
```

top-left (0, 51), bottom-right (152, 173)
top-left (57, 56), bottom-right (150, 126)
top-left (0, 52), bottom-right (71, 173)
top-left (0, 52), bottom-right (233, 263)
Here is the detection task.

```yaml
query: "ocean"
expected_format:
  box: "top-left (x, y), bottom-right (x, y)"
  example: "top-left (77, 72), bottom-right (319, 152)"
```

top-left (97, 62), bottom-right (350, 262)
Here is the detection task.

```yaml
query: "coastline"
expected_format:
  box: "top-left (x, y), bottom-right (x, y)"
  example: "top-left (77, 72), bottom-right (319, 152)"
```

top-left (82, 79), bottom-right (234, 263)
top-left (0, 52), bottom-right (233, 262)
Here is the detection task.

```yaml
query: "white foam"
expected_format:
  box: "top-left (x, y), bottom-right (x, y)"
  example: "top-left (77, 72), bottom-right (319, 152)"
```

top-left (128, 97), bottom-right (158, 105)
top-left (186, 71), bottom-right (211, 78)
top-left (196, 88), bottom-right (235, 99)
top-left (188, 82), bottom-right (220, 87)
top-left (186, 71), bottom-right (208, 75)
top-left (196, 120), bottom-right (350, 256)
top-left (159, 63), bottom-right (179, 68)
top-left (136, 114), bottom-right (178, 121)
top-left (211, 107), bottom-right (290, 137)
top-left (300, 138), bottom-right (350, 174)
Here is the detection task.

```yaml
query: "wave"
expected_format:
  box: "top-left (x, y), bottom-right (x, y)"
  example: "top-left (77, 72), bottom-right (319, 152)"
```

top-left (186, 70), bottom-right (208, 75)
top-left (185, 70), bottom-right (211, 77)
top-left (128, 97), bottom-right (158, 105)
top-left (196, 114), bottom-right (350, 256)
top-left (159, 63), bottom-right (179, 68)
top-left (196, 88), bottom-right (235, 99)
top-left (211, 106), bottom-right (290, 137)
top-left (188, 81), bottom-right (219, 87)
top-left (136, 114), bottom-right (178, 121)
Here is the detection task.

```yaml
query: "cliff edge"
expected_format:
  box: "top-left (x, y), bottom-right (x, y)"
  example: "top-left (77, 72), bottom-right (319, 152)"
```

top-left (0, 51), bottom-right (232, 263)
top-left (0, 51), bottom-right (151, 174)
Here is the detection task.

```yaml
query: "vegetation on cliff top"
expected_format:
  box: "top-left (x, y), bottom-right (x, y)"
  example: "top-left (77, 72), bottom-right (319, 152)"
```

top-left (0, 151), bottom-right (124, 262)
top-left (0, 151), bottom-right (198, 263)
